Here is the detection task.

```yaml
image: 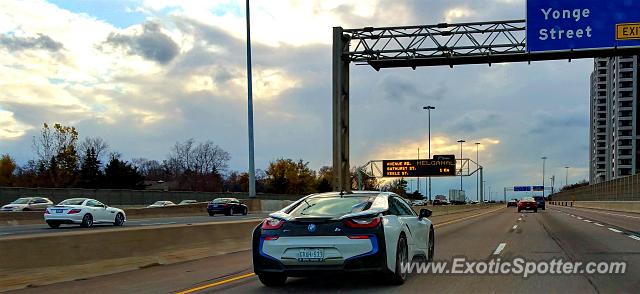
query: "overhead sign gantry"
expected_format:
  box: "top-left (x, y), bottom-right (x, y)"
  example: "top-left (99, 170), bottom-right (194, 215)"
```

top-left (332, 0), bottom-right (640, 192)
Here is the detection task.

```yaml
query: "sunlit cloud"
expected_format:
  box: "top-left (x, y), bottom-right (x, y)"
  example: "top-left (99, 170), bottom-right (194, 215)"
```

top-left (0, 110), bottom-right (31, 140)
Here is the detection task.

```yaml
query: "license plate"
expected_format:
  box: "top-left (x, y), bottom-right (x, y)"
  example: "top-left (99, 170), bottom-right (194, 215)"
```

top-left (55, 209), bottom-right (63, 213)
top-left (297, 248), bottom-right (324, 262)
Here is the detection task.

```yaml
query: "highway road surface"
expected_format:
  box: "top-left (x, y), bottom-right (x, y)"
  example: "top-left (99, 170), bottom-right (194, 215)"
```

top-left (0, 214), bottom-right (268, 237)
top-left (11, 205), bottom-right (640, 293)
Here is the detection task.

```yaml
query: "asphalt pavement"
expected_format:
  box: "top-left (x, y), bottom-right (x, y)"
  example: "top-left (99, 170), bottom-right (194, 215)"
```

top-left (10, 205), bottom-right (640, 293)
top-left (0, 214), bottom-right (268, 237)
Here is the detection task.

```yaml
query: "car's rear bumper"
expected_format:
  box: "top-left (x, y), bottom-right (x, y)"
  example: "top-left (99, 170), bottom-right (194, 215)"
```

top-left (44, 215), bottom-right (84, 223)
top-left (252, 228), bottom-right (388, 276)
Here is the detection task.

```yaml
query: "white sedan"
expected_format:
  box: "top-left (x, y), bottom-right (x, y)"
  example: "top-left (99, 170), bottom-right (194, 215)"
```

top-left (252, 191), bottom-right (434, 286)
top-left (44, 198), bottom-right (126, 228)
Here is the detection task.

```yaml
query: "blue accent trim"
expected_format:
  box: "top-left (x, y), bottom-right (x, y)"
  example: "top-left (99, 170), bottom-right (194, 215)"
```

top-left (258, 237), bottom-right (279, 261)
top-left (345, 235), bottom-right (378, 261)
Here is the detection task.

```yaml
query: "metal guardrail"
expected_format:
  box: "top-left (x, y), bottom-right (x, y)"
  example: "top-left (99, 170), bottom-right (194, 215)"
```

top-left (551, 173), bottom-right (640, 201)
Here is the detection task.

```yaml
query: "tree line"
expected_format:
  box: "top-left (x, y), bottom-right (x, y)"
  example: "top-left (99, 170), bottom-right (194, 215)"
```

top-left (0, 122), bottom-right (413, 195)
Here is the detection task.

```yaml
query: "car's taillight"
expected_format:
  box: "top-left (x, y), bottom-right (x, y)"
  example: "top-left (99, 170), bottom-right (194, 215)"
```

top-left (67, 209), bottom-right (82, 214)
top-left (264, 236), bottom-right (279, 241)
top-left (344, 216), bottom-right (381, 228)
top-left (44, 209), bottom-right (50, 215)
top-left (261, 217), bottom-right (285, 230)
top-left (347, 235), bottom-right (370, 239)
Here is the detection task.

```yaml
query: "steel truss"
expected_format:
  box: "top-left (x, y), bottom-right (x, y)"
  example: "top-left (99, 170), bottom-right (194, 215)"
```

top-left (332, 20), bottom-right (640, 192)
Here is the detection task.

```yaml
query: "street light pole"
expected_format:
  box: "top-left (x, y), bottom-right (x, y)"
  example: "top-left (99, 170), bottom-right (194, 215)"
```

top-left (423, 106), bottom-right (435, 201)
top-left (246, 0), bottom-right (256, 198)
top-left (541, 157), bottom-right (547, 198)
top-left (565, 166), bottom-right (570, 187)
top-left (457, 140), bottom-right (466, 192)
top-left (475, 142), bottom-right (481, 202)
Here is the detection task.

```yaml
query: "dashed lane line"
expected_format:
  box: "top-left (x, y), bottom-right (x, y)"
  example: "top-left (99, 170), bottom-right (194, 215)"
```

top-left (493, 243), bottom-right (507, 255)
top-left (608, 228), bottom-right (623, 233)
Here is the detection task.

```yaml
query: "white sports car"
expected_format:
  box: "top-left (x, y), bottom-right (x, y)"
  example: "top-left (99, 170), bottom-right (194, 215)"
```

top-left (44, 198), bottom-right (126, 228)
top-left (252, 191), bottom-right (434, 286)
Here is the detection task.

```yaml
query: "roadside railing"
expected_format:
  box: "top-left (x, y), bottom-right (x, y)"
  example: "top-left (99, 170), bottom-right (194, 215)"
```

top-left (551, 173), bottom-right (640, 201)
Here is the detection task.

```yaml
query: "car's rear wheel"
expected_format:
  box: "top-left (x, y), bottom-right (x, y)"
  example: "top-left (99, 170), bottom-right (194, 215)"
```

top-left (47, 221), bottom-right (60, 228)
top-left (208, 211), bottom-right (215, 216)
top-left (225, 207), bottom-right (233, 216)
top-left (242, 207), bottom-right (248, 215)
top-left (81, 214), bottom-right (93, 228)
top-left (114, 213), bottom-right (125, 226)
top-left (534, 209), bottom-right (538, 213)
top-left (427, 227), bottom-right (435, 261)
top-left (257, 273), bottom-right (287, 287)
top-left (388, 234), bottom-right (409, 285)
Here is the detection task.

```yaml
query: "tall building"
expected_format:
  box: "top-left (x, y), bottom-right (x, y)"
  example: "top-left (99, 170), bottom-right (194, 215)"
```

top-left (589, 56), bottom-right (639, 184)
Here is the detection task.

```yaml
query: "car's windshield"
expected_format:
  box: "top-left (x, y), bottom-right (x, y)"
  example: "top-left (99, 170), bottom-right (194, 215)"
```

top-left (288, 195), bottom-right (375, 217)
top-left (59, 199), bottom-right (86, 206)
top-left (152, 201), bottom-right (164, 205)
top-left (212, 198), bottom-right (230, 203)
top-left (11, 198), bottom-right (31, 204)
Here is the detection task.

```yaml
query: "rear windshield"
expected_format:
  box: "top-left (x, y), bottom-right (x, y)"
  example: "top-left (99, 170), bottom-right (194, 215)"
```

top-left (288, 195), bottom-right (375, 218)
top-left (212, 198), bottom-right (231, 203)
top-left (11, 198), bottom-right (31, 204)
top-left (59, 199), bottom-right (86, 205)
top-left (522, 197), bottom-right (535, 202)
top-left (533, 196), bottom-right (545, 201)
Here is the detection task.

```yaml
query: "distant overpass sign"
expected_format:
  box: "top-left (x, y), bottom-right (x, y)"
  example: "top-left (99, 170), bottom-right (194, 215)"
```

top-left (526, 0), bottom-right (640, 52)
top-left (382, 155), bottom-right (456, 177)
top-left (532, 186), bottom-right (545, 191)
top-left (514, 186), bottom-right (532, 192)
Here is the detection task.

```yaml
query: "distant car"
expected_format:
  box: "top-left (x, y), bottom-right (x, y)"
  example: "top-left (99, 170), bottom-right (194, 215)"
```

top-left (533, 196), bottom-right (546, 210)
top-left (207, 198), bottom-right (248, 216)
top-left (44, 198), bottom-right (126, 228)
top-left (412, 200), bottom-right (426, 206)
top-left (178, 200), bottom-right (198, 205)
top-left (469, 200), bottom-right (479, 204)
top-left (1, 197), bottom-right (53, 211)
top-left (147, 201), bottom-right (176, 208)
top-left (252, 191), bottom-right (434, 286)
top-left (507, 199), bottom-right (518, 207)
top-left (517, 197), bottom-right (537, 213)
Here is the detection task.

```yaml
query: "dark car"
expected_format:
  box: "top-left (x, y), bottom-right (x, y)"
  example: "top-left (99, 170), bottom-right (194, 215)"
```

top-left (507, 199), bottom-right (518, 207)
top-left (533, 196), bottom-right (546, 210)
top-left (207, 198), bottom-right (248, 216)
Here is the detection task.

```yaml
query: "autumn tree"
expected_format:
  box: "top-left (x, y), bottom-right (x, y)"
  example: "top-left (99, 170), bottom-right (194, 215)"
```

top-left (265, 159), bottom-right (316, 194)
top-left (0, 154), bottom-right (16, 186)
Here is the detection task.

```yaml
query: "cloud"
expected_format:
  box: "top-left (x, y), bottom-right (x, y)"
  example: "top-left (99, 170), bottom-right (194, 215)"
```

top-left (0, 33), bottom-right (63, 52)
top-left (378, 75), bottom-right (447, 104)
top-left (445, 111), bottom-right (502, 133)
top-left (0, 110), bottom-right (31, 140)
top-left (103, 21), bottom-right (180, 64)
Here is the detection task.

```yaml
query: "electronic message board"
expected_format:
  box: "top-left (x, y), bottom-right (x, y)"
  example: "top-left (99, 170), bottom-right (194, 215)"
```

top-left (382, 155), bottom-right (456, 177)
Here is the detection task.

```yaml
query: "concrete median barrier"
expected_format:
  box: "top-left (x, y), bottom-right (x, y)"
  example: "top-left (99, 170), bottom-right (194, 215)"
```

top-left (550, 201), bottom-right (640, 214)
top-left (0, 219), bottom-right (262, 291)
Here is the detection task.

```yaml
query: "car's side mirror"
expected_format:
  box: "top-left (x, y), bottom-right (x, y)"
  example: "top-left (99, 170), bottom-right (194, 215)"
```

top-left (419, 208), bottom-right (432, 220)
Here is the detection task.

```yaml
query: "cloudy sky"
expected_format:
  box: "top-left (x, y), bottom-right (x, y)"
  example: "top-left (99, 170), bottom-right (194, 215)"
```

top-left (0, 0), bottom-right (591, 199)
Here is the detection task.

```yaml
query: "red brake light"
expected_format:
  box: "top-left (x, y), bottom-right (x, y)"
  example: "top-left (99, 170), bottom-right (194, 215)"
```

top-left (348, 235), bottom-right (370, 239)
top-left (344, 216), bottom-right (381, 228)
top-left (264, 236), bottom-right (279, 241)
top-left (261, 218), bottom-right (285, 230)
top-left (67, 209), bottom-right (82, 214)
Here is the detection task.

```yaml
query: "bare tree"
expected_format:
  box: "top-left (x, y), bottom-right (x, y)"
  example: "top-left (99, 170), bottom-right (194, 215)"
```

top-left (32, 123), bottom-right (78, 166)
top-left (79, 137), bottom-right (110, 162)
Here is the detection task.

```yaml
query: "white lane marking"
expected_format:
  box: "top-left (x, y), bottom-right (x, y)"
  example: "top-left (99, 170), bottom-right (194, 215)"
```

top-left (583, 219), bottom-right (592, 223)
top-left (558, 207), bottom-right (640, 220)
top-left (593, 223), bottom-right (604, 227)
top-left (493, 243), bottom-right (507, 255)
top-left (576, 217), bottom-right (583, 220)
top-left (570, 215), bottom-right (575, 217)
top-left (608, 228), bottom-right (623, 233)
top-left (512, 225), bottom-right (518, 230)
top-left (628, 235), bottom-right (640, 241)
top-left (517, 218), bottom-right (522, 221)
